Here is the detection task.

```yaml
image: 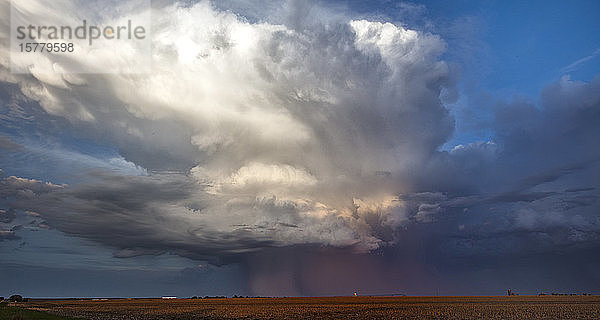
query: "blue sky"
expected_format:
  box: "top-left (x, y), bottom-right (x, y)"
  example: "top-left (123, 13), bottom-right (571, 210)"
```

top-left (331, 0), bottom-right (600, 148)
top-left (1, 0), bottom-right (600, 297)
top-left (426, 0), bottom-right (600, 146)
top-left (378, 0), bottom-right (600, 92)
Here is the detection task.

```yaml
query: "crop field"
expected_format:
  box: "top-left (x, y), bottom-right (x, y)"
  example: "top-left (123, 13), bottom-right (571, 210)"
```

top-left (11, 296), bottom-right (600, 320)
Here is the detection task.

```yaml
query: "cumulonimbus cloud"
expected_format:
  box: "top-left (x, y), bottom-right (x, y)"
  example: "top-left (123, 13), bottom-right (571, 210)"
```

top-left (1, 0), bottom-right (599, 265)
top-left (0, 0), bottom-right (455, 260)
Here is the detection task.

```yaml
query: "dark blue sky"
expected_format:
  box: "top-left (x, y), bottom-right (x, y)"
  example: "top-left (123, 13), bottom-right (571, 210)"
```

top-left (1, 0), bottom-right (600, 297)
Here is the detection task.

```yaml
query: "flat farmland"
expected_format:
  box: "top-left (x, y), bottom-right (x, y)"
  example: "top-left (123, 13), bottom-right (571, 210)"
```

top-left (18, 296), bottom-right (600, 320)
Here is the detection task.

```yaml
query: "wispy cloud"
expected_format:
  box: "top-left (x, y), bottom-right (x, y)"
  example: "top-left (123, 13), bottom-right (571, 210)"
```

top-left (561, 48), bottom-right (600, 73)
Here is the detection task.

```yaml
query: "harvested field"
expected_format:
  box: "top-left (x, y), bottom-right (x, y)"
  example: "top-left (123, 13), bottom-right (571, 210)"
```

top-left (16, 296), bottom-right (600, 320)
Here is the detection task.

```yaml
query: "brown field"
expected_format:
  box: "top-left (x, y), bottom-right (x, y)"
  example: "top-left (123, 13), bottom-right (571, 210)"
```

top-left (18, 296), bottom-right (600, 320)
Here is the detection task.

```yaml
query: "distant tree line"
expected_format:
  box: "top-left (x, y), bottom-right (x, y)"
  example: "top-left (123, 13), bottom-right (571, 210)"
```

top-left (189, 295), bottom-right (272, 299)
top-left (0, 295), bottom-right (29, 302)
top-left (538, 292), bottom-right (592, 296)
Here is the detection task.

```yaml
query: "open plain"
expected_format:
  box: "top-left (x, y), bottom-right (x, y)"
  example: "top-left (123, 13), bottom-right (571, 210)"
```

top-left (11, 296), bottom-right (600, 320)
